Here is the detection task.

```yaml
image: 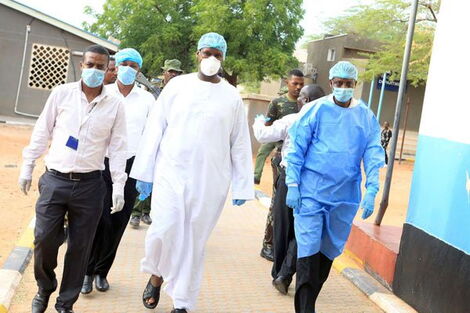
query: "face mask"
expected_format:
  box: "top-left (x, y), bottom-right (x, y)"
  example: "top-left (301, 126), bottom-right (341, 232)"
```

top-left (200, 56), bottom-right (221, 77)
top-left (81, 68), bottom-right (105, 88)
top-left (333, 87), bottom-right (354, 102)
top-left (117, 66), bottom-right (138, 85)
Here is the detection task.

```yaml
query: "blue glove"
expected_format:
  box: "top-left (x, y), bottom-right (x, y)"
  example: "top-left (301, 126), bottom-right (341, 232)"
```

top-left (286, 185), bottom-right (301, 210)
top-left (136, 180), bottom-right (153, 201)
top-left (360, 189), bottom-right (377, 219)
top-left (232, 199), bottom-right (246, 206)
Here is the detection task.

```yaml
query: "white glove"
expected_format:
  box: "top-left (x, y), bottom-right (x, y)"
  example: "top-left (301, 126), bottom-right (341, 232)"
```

top-left (111, 193), bottom-right (125, 214)
top-left (19, 178), bottom-right (32, 195)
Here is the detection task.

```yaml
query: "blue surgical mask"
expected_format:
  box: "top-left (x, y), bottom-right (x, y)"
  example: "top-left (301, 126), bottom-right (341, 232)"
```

top-left (333, 87), bottom-right (354, 102)
top-left (117, 66), bottom-right (138, 85)
top-left (81, 68), bottom-right (105, 88)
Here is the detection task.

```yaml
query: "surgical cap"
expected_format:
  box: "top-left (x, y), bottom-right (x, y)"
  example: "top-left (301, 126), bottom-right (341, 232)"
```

top-left (329, 61), bottom-right (358, 80)
top-left (197, 32), bottom-right (227, 58)
top-left (115, 48), bottom-right (143, 68)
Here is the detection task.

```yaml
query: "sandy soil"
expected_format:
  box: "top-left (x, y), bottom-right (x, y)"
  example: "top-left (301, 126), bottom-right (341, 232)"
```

top-left (0, 124), bottom-right (41, 266)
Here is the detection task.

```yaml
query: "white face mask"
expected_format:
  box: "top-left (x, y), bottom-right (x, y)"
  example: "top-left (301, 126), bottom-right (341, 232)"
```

top-left (200, 56), bottom-right (221, 77)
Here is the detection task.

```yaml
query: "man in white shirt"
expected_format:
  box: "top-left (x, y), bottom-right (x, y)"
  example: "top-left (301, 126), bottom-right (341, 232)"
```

top-left (18, 44), bottom-right (127, 313)
top-left (130, 33), bottom-right (254, 313)
top-left (253, 84), bottom-right (326, 296)
top-left (81, 48), bottom-right (154, 295)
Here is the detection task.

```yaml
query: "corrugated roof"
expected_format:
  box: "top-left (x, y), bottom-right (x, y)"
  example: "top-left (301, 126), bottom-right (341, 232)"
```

top-left (0, 0), bottom-right (119, 51)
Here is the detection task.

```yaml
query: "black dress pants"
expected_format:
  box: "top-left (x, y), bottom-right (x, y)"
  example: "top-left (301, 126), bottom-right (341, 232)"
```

top-left (86, 157), bottom-right (138, 278)
top-left (295, 253), bottom-right (333, 313)
top-left (34, 171), bottom-right (105, 310)
top-left (271, 167), bottom-right (297, 280)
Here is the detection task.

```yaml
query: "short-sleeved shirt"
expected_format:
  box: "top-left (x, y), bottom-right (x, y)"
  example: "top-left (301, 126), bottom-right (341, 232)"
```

top-left (266, 95), bottom-right (298, 123)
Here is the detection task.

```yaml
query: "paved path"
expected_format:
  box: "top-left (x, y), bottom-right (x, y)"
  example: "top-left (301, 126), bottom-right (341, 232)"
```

top-left (9, 200), bottom-right (383, 313)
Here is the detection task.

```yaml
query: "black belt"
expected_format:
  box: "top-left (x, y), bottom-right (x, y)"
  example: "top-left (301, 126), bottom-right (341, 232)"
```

top-left (47, 168), bottom-right (101, 181)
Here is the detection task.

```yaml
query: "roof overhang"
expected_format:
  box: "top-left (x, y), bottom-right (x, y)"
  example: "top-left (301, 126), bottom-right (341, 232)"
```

top-left (0, 0), bottom-right (119, 51)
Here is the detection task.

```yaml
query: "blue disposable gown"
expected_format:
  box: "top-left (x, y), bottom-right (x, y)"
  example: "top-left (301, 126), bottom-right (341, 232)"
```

top-left (285, 95), bottom-right (384, 259)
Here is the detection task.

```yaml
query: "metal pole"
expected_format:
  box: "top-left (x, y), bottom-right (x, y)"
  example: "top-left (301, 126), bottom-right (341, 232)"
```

top-left (375, 0), bottom-right (419, 225)
top-left (399, 97), bottom-right (411, 163)
top-left (368, 76), bottom-right (375, 108)
top-left (376, 72), bottom-right (387, 122)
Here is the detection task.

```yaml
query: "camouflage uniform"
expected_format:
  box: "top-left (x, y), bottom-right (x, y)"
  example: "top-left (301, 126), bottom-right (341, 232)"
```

top-left (259, 95), bottom-right (299, 252)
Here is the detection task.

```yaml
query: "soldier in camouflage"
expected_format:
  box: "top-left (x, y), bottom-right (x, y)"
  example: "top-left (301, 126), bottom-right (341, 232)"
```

top-left (129, 59), bottom-right (183, 228)
top-left (258, 69), bottom-right (305, 261)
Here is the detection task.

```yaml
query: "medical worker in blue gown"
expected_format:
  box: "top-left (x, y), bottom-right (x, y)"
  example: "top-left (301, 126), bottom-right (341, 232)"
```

top-left (285, 61), bottom-right (385, 313)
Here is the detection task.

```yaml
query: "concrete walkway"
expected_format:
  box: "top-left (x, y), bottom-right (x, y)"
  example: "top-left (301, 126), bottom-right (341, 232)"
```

top-left (9, 200), bottom-right (383, 313)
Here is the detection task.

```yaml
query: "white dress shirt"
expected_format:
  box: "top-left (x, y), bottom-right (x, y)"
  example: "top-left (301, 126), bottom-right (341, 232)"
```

top-left (253, 113), bottom-right (298, 168)
top-left (107, 83), bottom-right (154, 158)
top-left (20, 81), bottom-right (128, 195)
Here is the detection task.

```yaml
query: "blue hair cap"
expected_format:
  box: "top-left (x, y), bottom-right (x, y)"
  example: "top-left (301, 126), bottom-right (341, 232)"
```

top-left (197, 32), bottom-right (227, 58)
top-left (115, 48), bottom-right (143, 68)
top-left (329, 61), bottom-right (358, 80)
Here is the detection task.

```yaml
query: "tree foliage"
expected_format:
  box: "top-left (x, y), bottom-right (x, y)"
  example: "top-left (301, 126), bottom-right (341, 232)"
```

top-left (320, 0), bottom-right (440, 86)
top-left (83, 0), bottom-right (304, 86)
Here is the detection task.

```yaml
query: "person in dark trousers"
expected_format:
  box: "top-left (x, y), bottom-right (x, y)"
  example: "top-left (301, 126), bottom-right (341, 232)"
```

top-left (259, 69), bottom-right (305, 261)
top-left (129, 58), bottom-right (183, 228)
top-left (18, 45), bottom-right (127, 313)
top-left (253, 85), bottom-right (326, 295)
top-left (81, 48), bottom-right (154, 295)
top-left (285, 62), bottom-right (384, 313)
top-left (381, 121), bottom-right (392, 164)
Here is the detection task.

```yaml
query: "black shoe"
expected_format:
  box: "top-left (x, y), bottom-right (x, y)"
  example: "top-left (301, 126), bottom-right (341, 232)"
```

top-left (141, 213), bottom-right (152, 225)
top-left (80, 275), bottom-right (93, 294)
top-left (95, 275), bottom-right (109, 292)
top-left (129, 216), bottom-right (140, 228)
top-left (260, 247), bottom-right (274, 262)
top-left (254, 177), bottom-right (261, 185)
top-left (32, 293), bottom-right (50, 313)
top-left (171, 309), bottom-right (188, 313)
top-left (272, 276), bottom-right (292, 295)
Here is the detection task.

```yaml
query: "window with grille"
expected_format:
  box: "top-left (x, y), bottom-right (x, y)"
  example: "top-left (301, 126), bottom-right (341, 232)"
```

top-left (28, 44), bottom-right (70, 90)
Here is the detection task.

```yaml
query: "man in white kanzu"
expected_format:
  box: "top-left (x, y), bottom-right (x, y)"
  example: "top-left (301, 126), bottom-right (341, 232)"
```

top-left (130, 32), bottom-right (254, 313)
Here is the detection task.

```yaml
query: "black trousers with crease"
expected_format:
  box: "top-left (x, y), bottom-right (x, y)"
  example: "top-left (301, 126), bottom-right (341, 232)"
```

top-left (34, 171), bottom-right (105, 310)
top-left (271, 167), bottom-right (297, 281)
top-left (295, 252), bottom-right (333, 313)
top-left (86, 157), bottom-right (138, 278)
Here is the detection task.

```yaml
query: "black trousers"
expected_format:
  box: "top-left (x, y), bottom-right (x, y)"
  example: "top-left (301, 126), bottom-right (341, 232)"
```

top-left (34, 171), bottom-right (105, 310)
top-left (271, 167), bottom-right (297, 280)
top-left (86, 157), bottom-right (138, 278)
top-left (295, 253), bottom-right (333, 313)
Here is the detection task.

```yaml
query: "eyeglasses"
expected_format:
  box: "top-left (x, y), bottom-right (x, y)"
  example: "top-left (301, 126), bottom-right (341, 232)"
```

top-left (331, 79), bottom-right (355, 88)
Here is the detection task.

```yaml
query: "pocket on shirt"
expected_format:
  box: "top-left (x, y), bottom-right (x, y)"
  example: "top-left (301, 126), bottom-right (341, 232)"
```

top-left (88, 115), bottom-right (114, 138)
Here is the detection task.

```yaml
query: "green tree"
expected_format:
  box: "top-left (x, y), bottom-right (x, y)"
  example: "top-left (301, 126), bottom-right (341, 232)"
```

top-left (84, 0), bottom-right (304, 86)
top-left (318, 0), bottom-right (440, 86)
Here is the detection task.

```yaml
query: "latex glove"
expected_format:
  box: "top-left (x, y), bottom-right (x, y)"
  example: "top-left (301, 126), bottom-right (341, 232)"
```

top-left (254, 114), bottom-right (271, 123)
top-left (286, 185), bottom-right (301, 210)
top-left (111, 193), bottom-right (125, 214)
top-left (18, 178), bottom-right (32, 195)
top-left (360, 190), bottom-right (377, 219)
top-left (136, 180), bottom-right (153, 201)
top-left (232, 199), bottom-right (246, 206)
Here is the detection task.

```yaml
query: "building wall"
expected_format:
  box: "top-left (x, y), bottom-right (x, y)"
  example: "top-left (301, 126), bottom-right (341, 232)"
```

top-left (362, 81), bottom-right (425, 131)
top-left (0, 4), bottom-right (110, 117)
top-left (393, 1), bottom-right (470, 312)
